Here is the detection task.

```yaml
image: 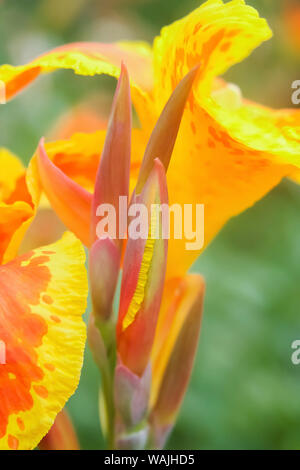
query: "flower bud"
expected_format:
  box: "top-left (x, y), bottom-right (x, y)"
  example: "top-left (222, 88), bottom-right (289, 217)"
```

top-left (116, 159), bottom-right (168, 377)
top-left (89, 237), bottom-right (120, 322)
top-left (149, 274), bottom-right (205, 448)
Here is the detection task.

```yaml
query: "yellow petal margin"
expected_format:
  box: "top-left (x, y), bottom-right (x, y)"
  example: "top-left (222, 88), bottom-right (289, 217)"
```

top-left (0, 41), bottom-right (154, 126)
top-left (0, 232), bottom-right (88, 450)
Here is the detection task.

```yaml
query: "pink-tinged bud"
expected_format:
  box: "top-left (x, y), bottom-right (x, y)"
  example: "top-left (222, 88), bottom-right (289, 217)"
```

top-left (38, 409), bottom-right (80, 450)
top-left (116, 159), bottom-right (168, 377)
top-left (91, 62), bottom-right (131, 246)
top-left (87, 312), bottom-right (108, 371)
top-left (37, 138), bottom-right (92, 246)
top-left (135, 65), bottom-right (200, 194)
top-left (150, 274), bottom-right (205, 449)
top-left (114, 361), bottom-right (151, 429)
top-left (89, 238), bottom-right (121, 322)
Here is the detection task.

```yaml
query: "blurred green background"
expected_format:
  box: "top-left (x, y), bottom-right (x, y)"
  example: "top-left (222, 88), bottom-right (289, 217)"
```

top-left (1, 0), bottom-right (300, 450)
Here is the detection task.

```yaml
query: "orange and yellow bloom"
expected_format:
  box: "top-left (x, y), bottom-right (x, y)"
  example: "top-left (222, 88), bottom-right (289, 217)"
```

top-left (0, 152), bottom-right (88, 450)
top-left (0, 0), bottom-right (300, 450)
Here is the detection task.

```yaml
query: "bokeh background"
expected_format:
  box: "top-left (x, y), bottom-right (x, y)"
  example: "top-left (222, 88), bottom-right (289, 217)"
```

top-left (1, 0), bottom-right (300, 450)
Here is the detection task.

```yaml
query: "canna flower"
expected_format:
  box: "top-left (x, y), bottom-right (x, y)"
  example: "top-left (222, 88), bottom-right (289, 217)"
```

top-left (0, 0), bottom-right (299, 279)
top-left (0, 150), bottom-right (88, 450)
top-left (33, 64), bottom-right (203, 447)
top-left (1, 0), bottom-right (300, 448)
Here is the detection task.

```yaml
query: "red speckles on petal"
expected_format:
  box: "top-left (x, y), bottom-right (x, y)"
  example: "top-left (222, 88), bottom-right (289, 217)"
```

top-left (230, 149), bottom-right (245, 156)
top-left (201, 29), bottom-right (225, 69)
top-left (0, 253), bottom-right (51, 439)
top-left (33, 385), bottom-right (48, 399)
top-left (42, 294), bottom-right (53, 305)
top-left (5, 67), bottom-right (41, 101)
top-left (220, 41), bottom-right (231, 52)
top-left (193, 23), bottom-right (202, 35)
top-left (208, 125), bottom-right (219, 141)
top-left (208, 126), bottom-right (233, 149)
top-left (7, 434), bottom-right (19, 450)
top-left (44, 363), bottom-right (55, 372)
top-left (50, 315), bottom-right (61, 324)
top-left (16, 418), bottom-right (25, 431)
top-left (226, 29), bottom-right (241, 38)
top-left (190, 121), bottom-right (196, 135)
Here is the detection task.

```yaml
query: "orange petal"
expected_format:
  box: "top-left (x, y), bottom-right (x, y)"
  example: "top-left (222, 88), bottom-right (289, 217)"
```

top-left (0, 41), bottom-right (153, 123)
top-left (143, 1), bottom-right (300, 278)
top-left (283, 0), bottom-right (300, 52)
top-left (164, 98), bottom-right (295, 279)
top-left (0, 232), bottom-right (87, 450)
top-left (0, 202), bottom-right (33, 265)
top-left (10, 41), bottom-right (152, 94)
top-left (152, 0), bottom-right (272, 111)
top-left (37, 139), bottom-right (92, 246)
top-left (0, 148), bottom-right (25, 203)
top-left (48, 104), bottom-right (108, 140)
top-left (38, 128), bottom-right (145, 196)
top-left (37, 131), bottom-right (106, 193)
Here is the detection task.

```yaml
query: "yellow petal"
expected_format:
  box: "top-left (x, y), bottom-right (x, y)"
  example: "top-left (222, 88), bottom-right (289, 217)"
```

top-left (208, 91), bottom-right (300, 163)
top-left (145, 0), bottom-right (300, 278)
top-left (164, 84), bottom-right (300, 278)
top-left (41, 131), bottom-right (106, 193)
top-left (152, 0), bottom-right (272, 112)
top-left (0, 150), bottom-right (41, 264)
top-left (0, 148), bottom-right (25, 203)
top-left (0, 232), bottom-right (87, 450)
top-left (0, 41), bottom-right (154, 131)
top-left (165, 96), bottom-right (293, 278)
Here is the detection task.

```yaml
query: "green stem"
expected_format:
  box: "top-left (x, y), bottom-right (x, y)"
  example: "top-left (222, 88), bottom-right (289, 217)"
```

top-left (99, 357), bottom-right (115, 449)
top-left (96, 319), bottom-right (116, 450)
top-left (88, 311), bottom-right (117, 449)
